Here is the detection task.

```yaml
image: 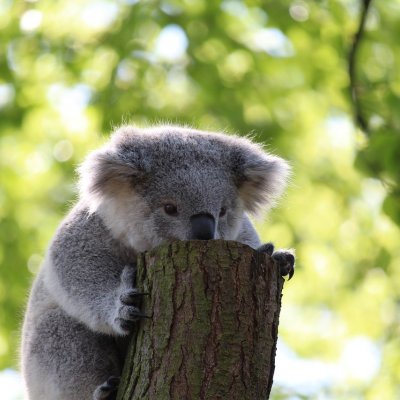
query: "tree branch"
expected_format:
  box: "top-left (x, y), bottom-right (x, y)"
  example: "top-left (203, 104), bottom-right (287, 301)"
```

top-left (348, 0), bottom-right (372, 133)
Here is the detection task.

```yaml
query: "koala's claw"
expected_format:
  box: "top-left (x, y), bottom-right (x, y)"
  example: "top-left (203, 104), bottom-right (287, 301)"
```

top-left (257, 242), bottom-right (274, 256)
top-left (115, 265), bottom-right (150, 334)
top-left (93, 376), bottom-right (120, 400)
top-left (272, 250), bottom-right (295, 280)
top-left (120, 290), bottom-right (149, 305)
top-left (115, 304), bottom-right (150, 332)
top-left (258, 243), bottom-right (295, 280)
top-left (115, 318), bottom-right (135, 332)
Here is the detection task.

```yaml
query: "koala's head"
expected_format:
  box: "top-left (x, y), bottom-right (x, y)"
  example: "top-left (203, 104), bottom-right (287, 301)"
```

top-left (79, 125), bottom-right (290, 252)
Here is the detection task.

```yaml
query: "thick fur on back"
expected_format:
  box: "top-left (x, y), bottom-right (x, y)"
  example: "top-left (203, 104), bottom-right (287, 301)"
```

top-left (21, 125), bottom-right (290, 400)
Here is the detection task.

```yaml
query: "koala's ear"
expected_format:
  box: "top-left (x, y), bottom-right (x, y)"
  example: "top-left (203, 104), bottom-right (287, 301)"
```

top-left (78, 147), bottom-right (143, 212)
top-left (231, 146), bottom-right (291, 214)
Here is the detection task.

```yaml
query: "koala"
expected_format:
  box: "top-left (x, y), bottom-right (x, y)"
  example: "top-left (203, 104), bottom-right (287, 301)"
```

top-left (21, 125), bottom-right (295, 400)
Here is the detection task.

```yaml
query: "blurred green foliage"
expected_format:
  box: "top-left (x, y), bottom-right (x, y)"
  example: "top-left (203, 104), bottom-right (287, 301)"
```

top-left (0, 0), bottom-right (399, 398)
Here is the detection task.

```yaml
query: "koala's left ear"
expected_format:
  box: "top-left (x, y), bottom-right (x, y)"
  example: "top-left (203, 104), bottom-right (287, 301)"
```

top-left (230, 145), bottom-right (291, 214)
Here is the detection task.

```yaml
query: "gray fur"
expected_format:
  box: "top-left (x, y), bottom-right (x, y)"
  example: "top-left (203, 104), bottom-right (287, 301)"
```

top-left (21, 125), bottom-right (290, 399)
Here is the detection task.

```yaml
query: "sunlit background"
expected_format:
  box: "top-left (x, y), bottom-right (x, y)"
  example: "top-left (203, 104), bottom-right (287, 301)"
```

top-left (1, 0), bottom-right (400, 399)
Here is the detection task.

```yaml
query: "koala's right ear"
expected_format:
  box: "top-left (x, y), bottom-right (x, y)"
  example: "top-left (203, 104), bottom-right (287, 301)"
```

top-left (78, 147), bottom-right (143, 212)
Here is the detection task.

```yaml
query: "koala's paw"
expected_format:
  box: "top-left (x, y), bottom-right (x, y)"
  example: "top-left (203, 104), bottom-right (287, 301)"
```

top-left (257, 243), bottom-right (295, 280)
top-left (93, 376), bottom-right (120, 400)
top-left (272, 249), bottom-right (295, 280)
top-left (257, 242), bottom-right (275, 256)
top-left (113, 265), bottom-right (150, 335)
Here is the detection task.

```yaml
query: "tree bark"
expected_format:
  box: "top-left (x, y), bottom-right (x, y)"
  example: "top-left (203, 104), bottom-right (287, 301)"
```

top-left (116, 240), bottom-right (284, 400)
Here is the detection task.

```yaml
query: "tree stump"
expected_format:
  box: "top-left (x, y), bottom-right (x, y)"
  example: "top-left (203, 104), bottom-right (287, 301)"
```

top-left (116, 240), bottom-right (284, 400)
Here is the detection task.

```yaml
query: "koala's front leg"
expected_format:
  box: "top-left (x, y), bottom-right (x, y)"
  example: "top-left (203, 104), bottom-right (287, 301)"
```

top-left (112, 265), bottom-right (150, 335)
top-left (258, 242), bottom-right (295, 280)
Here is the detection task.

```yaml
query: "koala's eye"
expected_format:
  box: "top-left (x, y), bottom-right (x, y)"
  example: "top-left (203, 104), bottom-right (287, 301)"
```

top-left (164, 203), bottom-right (178, 216)
top-left (219, 207), bottom-right (227, 217)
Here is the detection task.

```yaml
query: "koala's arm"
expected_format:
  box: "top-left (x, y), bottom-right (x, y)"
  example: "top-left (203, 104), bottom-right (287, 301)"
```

top-left (235, 214), bottom-right (295, 279)
top-left (235, 214), bottom-right (261, 249)
top-left (42, 205), bottom-right (141, 336)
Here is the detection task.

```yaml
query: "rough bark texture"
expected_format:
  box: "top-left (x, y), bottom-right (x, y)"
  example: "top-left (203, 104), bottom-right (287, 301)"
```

top-left (116, 240), bottom-right (284, 400)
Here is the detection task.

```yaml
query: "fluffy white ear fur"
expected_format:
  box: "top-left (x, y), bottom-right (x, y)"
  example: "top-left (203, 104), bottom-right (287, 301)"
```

top-left (78, 148), bottom-right (138, 213)
top-left (234, 148), bottom-right (291, 215)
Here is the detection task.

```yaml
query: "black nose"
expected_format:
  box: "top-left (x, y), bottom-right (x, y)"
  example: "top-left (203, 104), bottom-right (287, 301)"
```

top-left (190, 213), bottom-right (215, 240)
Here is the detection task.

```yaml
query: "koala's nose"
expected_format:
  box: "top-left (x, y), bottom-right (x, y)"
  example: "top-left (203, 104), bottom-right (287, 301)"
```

top-left (190, 213), bottom-right (215, 240)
